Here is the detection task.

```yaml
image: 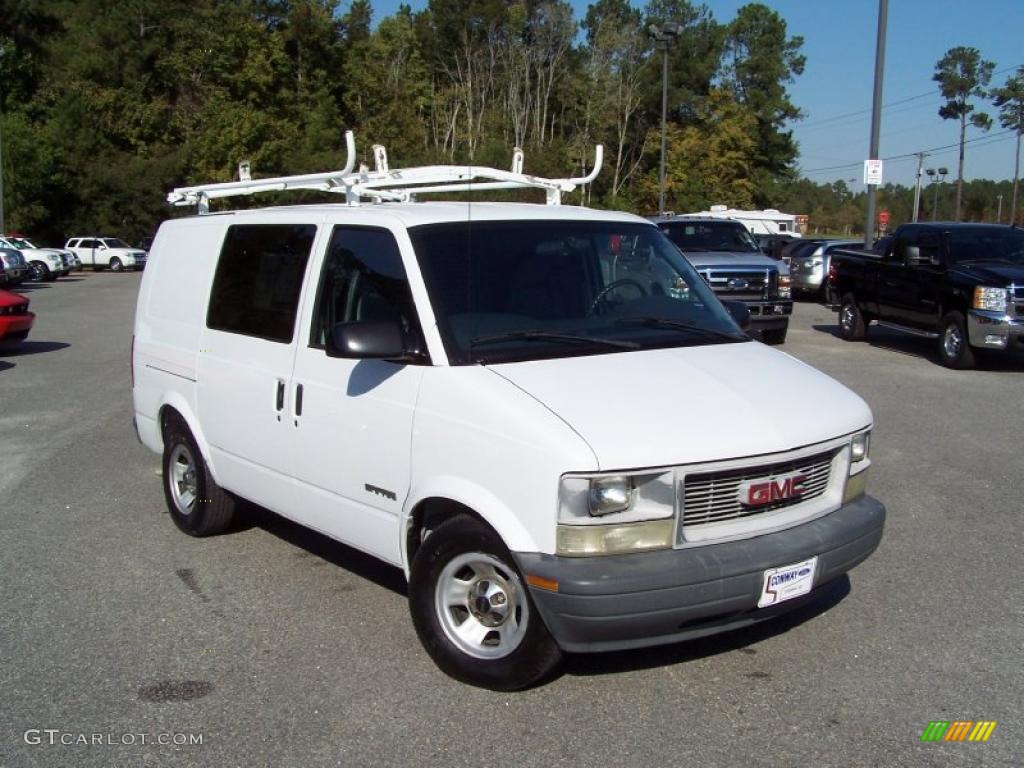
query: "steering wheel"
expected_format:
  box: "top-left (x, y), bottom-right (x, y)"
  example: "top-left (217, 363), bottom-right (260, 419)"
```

top-left (587, 278), bottom-right (648, 316)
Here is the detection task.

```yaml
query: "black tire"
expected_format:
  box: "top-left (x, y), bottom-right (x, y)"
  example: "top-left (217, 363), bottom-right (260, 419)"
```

top-left (938, 311), bottom-right (976, 369)
top-left (760, 327), bottom-right (788, 345)
top-left (838, 293), bottom-right (867, 341)
top-left (409, 514), bottom-right (562, 691)
top-left (29, 261), bottom-right (49, 282)
top-left (109, 257), bottom-right (123, 272)
top-left (161, 418), bottom-right (236, 536)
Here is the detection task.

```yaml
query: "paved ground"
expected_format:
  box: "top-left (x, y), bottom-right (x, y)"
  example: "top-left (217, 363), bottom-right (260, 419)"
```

top-left (1, 272), bottom-right (1021, 767)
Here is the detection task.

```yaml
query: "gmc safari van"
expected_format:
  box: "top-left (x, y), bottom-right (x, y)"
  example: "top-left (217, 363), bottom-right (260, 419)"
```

top-left (133, 138), bottom-right (884, 690)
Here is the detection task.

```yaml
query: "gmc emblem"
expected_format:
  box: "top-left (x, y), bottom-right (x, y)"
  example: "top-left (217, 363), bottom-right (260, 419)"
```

top-left (740, 473), bottom-right (808, 507)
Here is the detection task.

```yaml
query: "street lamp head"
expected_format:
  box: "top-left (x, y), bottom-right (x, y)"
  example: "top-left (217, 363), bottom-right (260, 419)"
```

top-left (662, 21), bottom-right (681, 36)
top-left (938, 167), bottom-right (948, 176)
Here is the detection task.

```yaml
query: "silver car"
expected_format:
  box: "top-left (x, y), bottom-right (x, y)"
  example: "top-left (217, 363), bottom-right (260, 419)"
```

top-left (0, 247), bottom-right (29, 285)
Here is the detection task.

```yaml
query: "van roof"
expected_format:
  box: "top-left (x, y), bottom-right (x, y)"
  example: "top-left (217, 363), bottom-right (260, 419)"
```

top-left (167, 201), bottom-right (650, 229)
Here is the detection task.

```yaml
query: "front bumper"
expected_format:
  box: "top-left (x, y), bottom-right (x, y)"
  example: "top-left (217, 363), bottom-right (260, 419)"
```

top-left (514, 495), bottom-right (885, 653)
top-left (0, 312), bottom-right (36, 343)
top-left (967, 309), bottom-right (1024, 351)
top-left (745, 299), bottom-right (792, 329)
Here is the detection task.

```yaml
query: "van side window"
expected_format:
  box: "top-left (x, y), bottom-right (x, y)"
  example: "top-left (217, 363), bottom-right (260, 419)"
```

top-left (309, 226), bottom-right (420, 349)
top-left (207, 224), bottom-right (316, 343)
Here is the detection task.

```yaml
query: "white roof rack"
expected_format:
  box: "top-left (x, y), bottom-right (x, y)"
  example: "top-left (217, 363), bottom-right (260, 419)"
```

top-left (167, 131), bottom-right (603, 213)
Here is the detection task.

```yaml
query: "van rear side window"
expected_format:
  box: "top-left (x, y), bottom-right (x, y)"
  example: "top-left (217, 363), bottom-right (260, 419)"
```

top-left (206, 224), bottom-right (316, 343)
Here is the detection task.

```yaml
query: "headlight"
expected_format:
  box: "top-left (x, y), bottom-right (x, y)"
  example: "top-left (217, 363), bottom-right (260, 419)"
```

top-left (972, 286), bottom-right (1007, 312)
top-left (558, 471), bottom-right (675, 555)
top-left (851, 430), bottom-right (870, 464)
top-left (589, 476), bottom-right (633, 516)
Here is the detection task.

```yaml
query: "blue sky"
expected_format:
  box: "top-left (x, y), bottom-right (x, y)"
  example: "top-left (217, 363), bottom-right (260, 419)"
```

top-left (366, 0), bottom-right (1023, 189)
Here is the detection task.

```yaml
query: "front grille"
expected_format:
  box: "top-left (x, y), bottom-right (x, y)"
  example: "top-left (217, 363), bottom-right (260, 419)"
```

top-left (682, 450), bottom-right (835, 528)
top-left (699, 268), bottom-right (778, 300)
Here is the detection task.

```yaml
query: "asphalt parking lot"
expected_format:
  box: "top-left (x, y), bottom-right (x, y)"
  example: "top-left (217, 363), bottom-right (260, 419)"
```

top-left (1, 272), bottom-right (1021, 767)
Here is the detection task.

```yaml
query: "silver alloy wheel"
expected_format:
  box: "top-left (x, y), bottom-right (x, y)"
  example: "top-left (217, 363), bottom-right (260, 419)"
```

top-left (435, 552), bottom-right (529, 660)
top-left (840, 303), bottom-right (855, 333)
top-left (110, 258), bottom-right (122, 272)
top-left (168, 443), bottom-right (198, 516)
top-left (943, 322), bottom-right (963, 360)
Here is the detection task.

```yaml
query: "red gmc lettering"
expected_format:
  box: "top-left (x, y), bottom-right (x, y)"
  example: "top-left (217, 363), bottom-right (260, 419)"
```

top-left (747, 475), bottom-right (808, 506)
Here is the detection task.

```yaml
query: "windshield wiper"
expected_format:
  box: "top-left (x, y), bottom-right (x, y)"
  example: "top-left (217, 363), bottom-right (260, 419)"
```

top-left (614, 317), bottom-right (747, 342)
top-left (469, 330), bottom-right (640, 350)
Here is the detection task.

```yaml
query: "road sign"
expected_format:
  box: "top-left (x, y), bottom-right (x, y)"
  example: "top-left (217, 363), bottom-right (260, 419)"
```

top-left (864, 159), bottom-right (883, 186)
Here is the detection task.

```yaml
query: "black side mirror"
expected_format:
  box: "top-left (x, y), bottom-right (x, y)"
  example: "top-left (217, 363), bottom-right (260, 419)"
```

top-left (721, 300), bottom-right (751, 332)
top-left (326, 320), bottom-right (426, 363)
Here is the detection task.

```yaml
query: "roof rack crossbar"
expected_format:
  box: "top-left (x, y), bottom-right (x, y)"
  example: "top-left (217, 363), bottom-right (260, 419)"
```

top-left (167, 133), bottom-right (603, 212)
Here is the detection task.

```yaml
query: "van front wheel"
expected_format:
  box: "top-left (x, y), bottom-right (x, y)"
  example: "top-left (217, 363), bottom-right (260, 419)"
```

top-left (161, 422), bottom-right (236, 536)
top-left (409, 514), bottom-right (562, 690)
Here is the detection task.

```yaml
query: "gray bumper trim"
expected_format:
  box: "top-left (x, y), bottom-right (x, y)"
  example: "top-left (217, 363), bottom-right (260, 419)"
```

top-left (967, 308), bottom-right (1024, 349)
top-left (513, 495), bottom-right (884, 653)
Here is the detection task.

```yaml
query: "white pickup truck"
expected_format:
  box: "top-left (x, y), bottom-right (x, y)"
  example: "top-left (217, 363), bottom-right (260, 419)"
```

top-left (65, 236), bottom-right (147, 271)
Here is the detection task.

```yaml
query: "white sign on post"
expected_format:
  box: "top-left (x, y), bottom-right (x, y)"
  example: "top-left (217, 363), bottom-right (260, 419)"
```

top-left (863, 159), bottom-right (883, 186)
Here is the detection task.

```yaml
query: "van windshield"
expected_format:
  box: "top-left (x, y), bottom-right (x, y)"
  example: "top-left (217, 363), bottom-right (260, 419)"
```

top-left (410, 220), bottom-right (746, 365)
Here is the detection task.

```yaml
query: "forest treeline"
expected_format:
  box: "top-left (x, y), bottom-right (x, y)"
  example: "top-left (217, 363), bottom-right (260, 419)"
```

top-left (0, 0), bottom-right (1016, 243)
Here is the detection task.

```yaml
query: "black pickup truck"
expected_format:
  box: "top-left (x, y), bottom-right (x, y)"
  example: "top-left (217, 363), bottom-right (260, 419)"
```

top-left (829, 222), bottom-right (1024, 368)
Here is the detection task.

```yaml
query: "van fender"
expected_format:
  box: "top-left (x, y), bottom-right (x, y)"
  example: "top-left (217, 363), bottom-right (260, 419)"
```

top-left (157, 393), bottom-right (219, 481)
top-left (401, 476), bottom-right (539, 573)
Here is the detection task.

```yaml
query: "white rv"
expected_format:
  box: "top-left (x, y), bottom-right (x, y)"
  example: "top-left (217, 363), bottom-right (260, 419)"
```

top-left (683, 206), bottom-right (802, 237)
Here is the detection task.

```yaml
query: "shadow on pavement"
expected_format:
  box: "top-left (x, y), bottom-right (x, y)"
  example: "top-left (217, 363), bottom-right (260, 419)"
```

top-left (0, 360), bottom-right (14, 373)
top-left (812, 322), bottom-right (1024, 371)
top-left (1, 340), bottom-right (71, 357)
top-left (242, 503), bottom-right (409, 597)
top-left (562, 576), bottom-right (851, 678)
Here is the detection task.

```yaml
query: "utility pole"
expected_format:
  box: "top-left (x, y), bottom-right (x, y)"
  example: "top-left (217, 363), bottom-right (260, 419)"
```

top-left (996, 194), bottom-right (1003, 223)
top-left (912, 152), bottom-right (927, 222)
top-left (863, 0), bottom-right (888, 248)
top-left (649, 22), bottom-right (681, 216)
top-left (0, 44), bottom-right (6, 235)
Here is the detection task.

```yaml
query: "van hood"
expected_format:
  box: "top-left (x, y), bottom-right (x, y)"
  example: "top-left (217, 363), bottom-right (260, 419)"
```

top-left (488, 343), bottom-right (871, 470)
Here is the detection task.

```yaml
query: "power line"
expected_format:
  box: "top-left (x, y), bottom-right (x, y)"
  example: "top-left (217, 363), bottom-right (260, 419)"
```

top-left (796, 63), bottom-right (1023, 131)
top-left (800, 128), bottom-right (1017, 174)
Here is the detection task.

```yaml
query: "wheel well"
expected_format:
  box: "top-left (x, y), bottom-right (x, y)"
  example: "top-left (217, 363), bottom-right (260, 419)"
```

top-left (405, 497), bottom-right (494, 566)
top-left (159, 405), bottom-right (187, 442)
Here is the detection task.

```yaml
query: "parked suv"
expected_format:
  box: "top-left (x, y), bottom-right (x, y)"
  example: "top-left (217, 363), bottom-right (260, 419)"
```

top-left (0, 235), bottom-right (67, 281)
top-left (134, 146), bottom-right (884, 689)
top-left (789, 240), bottom-right (865, 300)
top-left (652, 216), bottom-right (793, 344)
top-left (66, 237), bottom-right (147, 271)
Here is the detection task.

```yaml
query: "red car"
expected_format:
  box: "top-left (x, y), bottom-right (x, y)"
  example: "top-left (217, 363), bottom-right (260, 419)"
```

top-left (0, 289), bottom-right (35, 347)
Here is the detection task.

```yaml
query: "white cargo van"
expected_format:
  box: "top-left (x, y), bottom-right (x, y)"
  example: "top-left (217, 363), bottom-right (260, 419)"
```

top-left (132, 137), bottom-right (884, 690)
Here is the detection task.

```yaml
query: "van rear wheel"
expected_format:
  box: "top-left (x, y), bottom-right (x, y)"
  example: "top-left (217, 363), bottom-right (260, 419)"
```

top-left (409, 514), bottom-right (562, 690)
top-left (161, 421), bottom-right (236, 536)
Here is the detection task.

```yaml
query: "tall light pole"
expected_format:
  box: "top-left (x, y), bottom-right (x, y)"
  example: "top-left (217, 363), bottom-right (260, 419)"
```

top-left (0, 43), bottom-right (6, 234)
top-left (649, 21), bottom-right (681, 216)
top-left (912, 151), bottom-right (927, 222)
top-left (926, 167), bottom-right (948, 220)
top-left (863, 0), bottom-right (888, 247)
top-left (996, 194), bottom-right (1003, 223)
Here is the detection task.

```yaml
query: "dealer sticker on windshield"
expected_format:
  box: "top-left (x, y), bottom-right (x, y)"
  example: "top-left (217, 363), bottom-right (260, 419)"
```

top-left (758, 556), bottom-right (818, 608)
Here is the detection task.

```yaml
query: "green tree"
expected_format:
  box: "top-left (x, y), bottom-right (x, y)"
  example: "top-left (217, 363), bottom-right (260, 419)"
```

top-left (992, 66), bottom-right (1024, 224)
top-left (721, 3), bottom-right (805, 204)
top-left (933, 46), bottom-right (995, 220)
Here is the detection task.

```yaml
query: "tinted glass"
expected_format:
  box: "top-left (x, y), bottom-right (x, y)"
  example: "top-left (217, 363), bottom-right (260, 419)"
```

top-left (310, 227), bottom-right (421, 349)
top-left (101, 238), bottom-right (131, 248)
top-left (411, 220), bottom-right (744, 365)
top-left (945, 227), bottom-right (1024, 265)
top-left (207, 224), bottom-right (316, 343)
top-left (659, 221), bottom-right (759, 253)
